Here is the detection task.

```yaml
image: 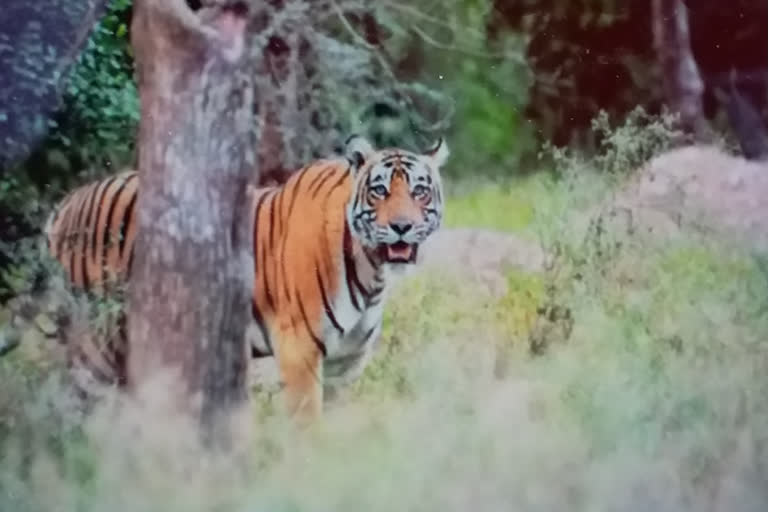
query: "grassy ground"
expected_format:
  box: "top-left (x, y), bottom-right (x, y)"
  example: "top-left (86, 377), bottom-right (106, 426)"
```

top-left (2, 151), bottom-right (768, 511)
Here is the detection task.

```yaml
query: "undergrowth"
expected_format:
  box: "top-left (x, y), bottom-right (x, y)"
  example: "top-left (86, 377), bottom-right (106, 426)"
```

top-left (2, 111), bottom-right (768, 511)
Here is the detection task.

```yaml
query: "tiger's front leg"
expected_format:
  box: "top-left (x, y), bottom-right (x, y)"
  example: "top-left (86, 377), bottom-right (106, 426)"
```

top-left (274, 325), bottom-right (324, 426)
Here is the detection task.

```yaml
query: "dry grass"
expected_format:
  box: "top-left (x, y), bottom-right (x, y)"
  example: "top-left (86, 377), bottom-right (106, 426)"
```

top-left (3, 129), bottom-right (768, 511)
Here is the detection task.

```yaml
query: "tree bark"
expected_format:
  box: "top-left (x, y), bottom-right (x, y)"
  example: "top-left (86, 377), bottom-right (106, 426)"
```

top-left (652, 0), bottom-right (710, 139)
top-left (127, 0), bottom-right (258, 447)
top-left (0, 0), bottom-right (110, 170)
top-left (253, 6), bottom-right (314, 187)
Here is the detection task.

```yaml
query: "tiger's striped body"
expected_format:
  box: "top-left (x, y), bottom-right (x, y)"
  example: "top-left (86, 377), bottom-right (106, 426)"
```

top-left (44, 170), bottom-right (138, 396)
top-left (44, 136), bottom-right (449, 422)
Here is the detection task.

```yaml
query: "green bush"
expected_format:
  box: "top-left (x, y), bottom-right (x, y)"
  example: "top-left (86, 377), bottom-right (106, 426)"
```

top-left (51, 0), bottom-right (137, 176)
top-left (416, 0), bottom-right (536, 177)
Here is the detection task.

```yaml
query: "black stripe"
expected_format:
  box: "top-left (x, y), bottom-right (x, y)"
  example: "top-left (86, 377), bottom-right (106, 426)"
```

top-left (306, 165), bottom-right (333, 193)
top-left (309, 167), bottom-right (337, 198)
top-left (73, 344), bottom-right (114, 384)
top-left (363, 247), bottom-right (379, 270)
top-left (273, 191), bottom-right (284, 264)
top-left (72, 187), bottom-right (93, 288)
top-left (362, 325), bottom-right (377, 343)
top-left (80, 246), bottom-right (90, 291)
top-left (250, 301), bottom-right (273, 357)
top-left (119, 192), bottom-right (137, 256)
top-left (275, 178), bottom-right (299, 307)
top-left (72, 186), bottom-right (91, 244)
top-left (315, 167), bottom-right (354, 334)
top-left (126, 247), bottom-right (134, 277)
top-left (260, 243), bottom-right (275, 310)
top-left (84, 186), bottom-right (108, 284)
top-left (252, 189), bottom-right (271, 249)
top-left (297, 296), bottom-right (327, 357)
top-left (355, 276), bottom-right (372, 301)
top-left (251, 345), bottom-right (271, 358)
top-left (286, 167), bottom-right (311, 218)
top-left (102, 337), bottom-right (119, 368)
top-left (253, 191), bottom-right (276, 310)
top-left (351, 185), bottom-right (361, 214)
top-left (316, 268), bottom-right (344, 336)
top-left (90, 176), bottom-right (119, 262)
top-left (279, 241), bottom-right (292, 305)
top-left (325, 168), bottom-right (350, 197)
top-left (343, 223), bottom-right (362, 312)
top-left (278, 204), bottom-right (293, 305)
top-left (268, 190), bottom-right (278, 249)
top-left (381, 159), bottom-right (400, 171)
top-left (102, 177), bottom-right (133, 282)
top-left (344, 133), bottom-right (361, 146)
top-left (82, 182), bottom-right (101, 250)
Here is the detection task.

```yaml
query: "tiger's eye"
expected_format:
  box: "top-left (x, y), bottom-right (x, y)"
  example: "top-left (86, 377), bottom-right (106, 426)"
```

top-left (413, 185), bottom-right (429, 198)
top-left (370, 185), bottom-right (388, 197)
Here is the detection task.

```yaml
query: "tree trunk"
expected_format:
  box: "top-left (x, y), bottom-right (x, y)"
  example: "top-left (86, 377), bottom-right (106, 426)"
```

top-left (253, 7), bottom-right (313, 187)
top-left (127, 0), bottom-right (258, 447)
top-left (0, 0), bottom-right (110, 170)
top-left (652, 0), bottom-right (710, 139)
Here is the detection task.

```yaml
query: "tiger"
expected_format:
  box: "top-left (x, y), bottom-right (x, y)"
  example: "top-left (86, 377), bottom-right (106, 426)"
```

top-left (41, 134), bottom-right (449, 423)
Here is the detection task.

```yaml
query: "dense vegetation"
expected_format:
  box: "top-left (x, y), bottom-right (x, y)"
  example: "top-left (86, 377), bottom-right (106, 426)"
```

top-left (4, 109), bottom-right (768, 510)
top-left (1, 1), bottom-right (768, 510)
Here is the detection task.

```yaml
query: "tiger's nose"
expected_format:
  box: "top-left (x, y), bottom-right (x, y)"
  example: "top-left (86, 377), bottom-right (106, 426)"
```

top-left (390, 220), bottom-right (413, 235)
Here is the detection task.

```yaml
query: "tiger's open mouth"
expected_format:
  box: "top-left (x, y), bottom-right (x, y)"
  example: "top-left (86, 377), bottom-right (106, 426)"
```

top-left (378, 241), bottom-right (418, 264)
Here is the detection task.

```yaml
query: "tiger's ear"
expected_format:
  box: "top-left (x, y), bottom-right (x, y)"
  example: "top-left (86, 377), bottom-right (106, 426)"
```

top-left (344, 134), bottom-right (375, 171)
top-left (424, 137), bottom-right (450, 168)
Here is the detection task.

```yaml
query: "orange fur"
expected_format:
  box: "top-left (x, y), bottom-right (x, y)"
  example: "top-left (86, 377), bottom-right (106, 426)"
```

top-left (43, 136), bottom-right (449, 423)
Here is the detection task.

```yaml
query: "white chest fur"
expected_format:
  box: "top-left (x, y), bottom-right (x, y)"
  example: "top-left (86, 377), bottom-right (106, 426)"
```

top-left (320, 260), bottom-right (415, 386)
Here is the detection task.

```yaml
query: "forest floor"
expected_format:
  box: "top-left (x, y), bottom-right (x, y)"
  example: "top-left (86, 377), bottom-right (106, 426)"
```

top-left (4, 143), bottom-right (768, 512)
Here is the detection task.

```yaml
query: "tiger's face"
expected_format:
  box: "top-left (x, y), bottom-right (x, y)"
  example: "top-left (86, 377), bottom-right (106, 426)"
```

top-left (345, 135), bottom-right (449, 265)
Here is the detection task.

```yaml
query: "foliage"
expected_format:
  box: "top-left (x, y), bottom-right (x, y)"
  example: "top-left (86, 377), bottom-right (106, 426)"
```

top-left (0, 0), bottom-right (135, 303)
top-left (378, 0), bottom-right (534, 176)
top-left (488, 0), bottom-right (663, 148)
top-left (535, 106), bottom-right (685, 188)
top-left (4, 117), bottom-right (768, 511)
top-left (590, 107), bottom-right (685, 176)
top-left (1, 0), bottom-right (768, 508)
top-left (443, 178), bottom-right (540, 234)
top-left (51, 0), bottom-right (137, 176)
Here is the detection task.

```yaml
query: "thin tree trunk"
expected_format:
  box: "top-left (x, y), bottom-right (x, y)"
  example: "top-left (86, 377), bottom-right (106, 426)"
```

top-left (254, 8), bottom-right (312, 187)
top-left (127, 0), bottom-right (258, 448)
top-left (652, 0), bottom-right (710, 139)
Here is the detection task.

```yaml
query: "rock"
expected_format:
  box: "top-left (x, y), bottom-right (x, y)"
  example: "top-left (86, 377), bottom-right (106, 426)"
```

top-left (611, 144), bottom-right (768, 250)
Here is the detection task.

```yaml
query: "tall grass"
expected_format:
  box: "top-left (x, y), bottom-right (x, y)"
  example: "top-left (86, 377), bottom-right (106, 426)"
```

top-left (2, 113), bottom-right (768, 511)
